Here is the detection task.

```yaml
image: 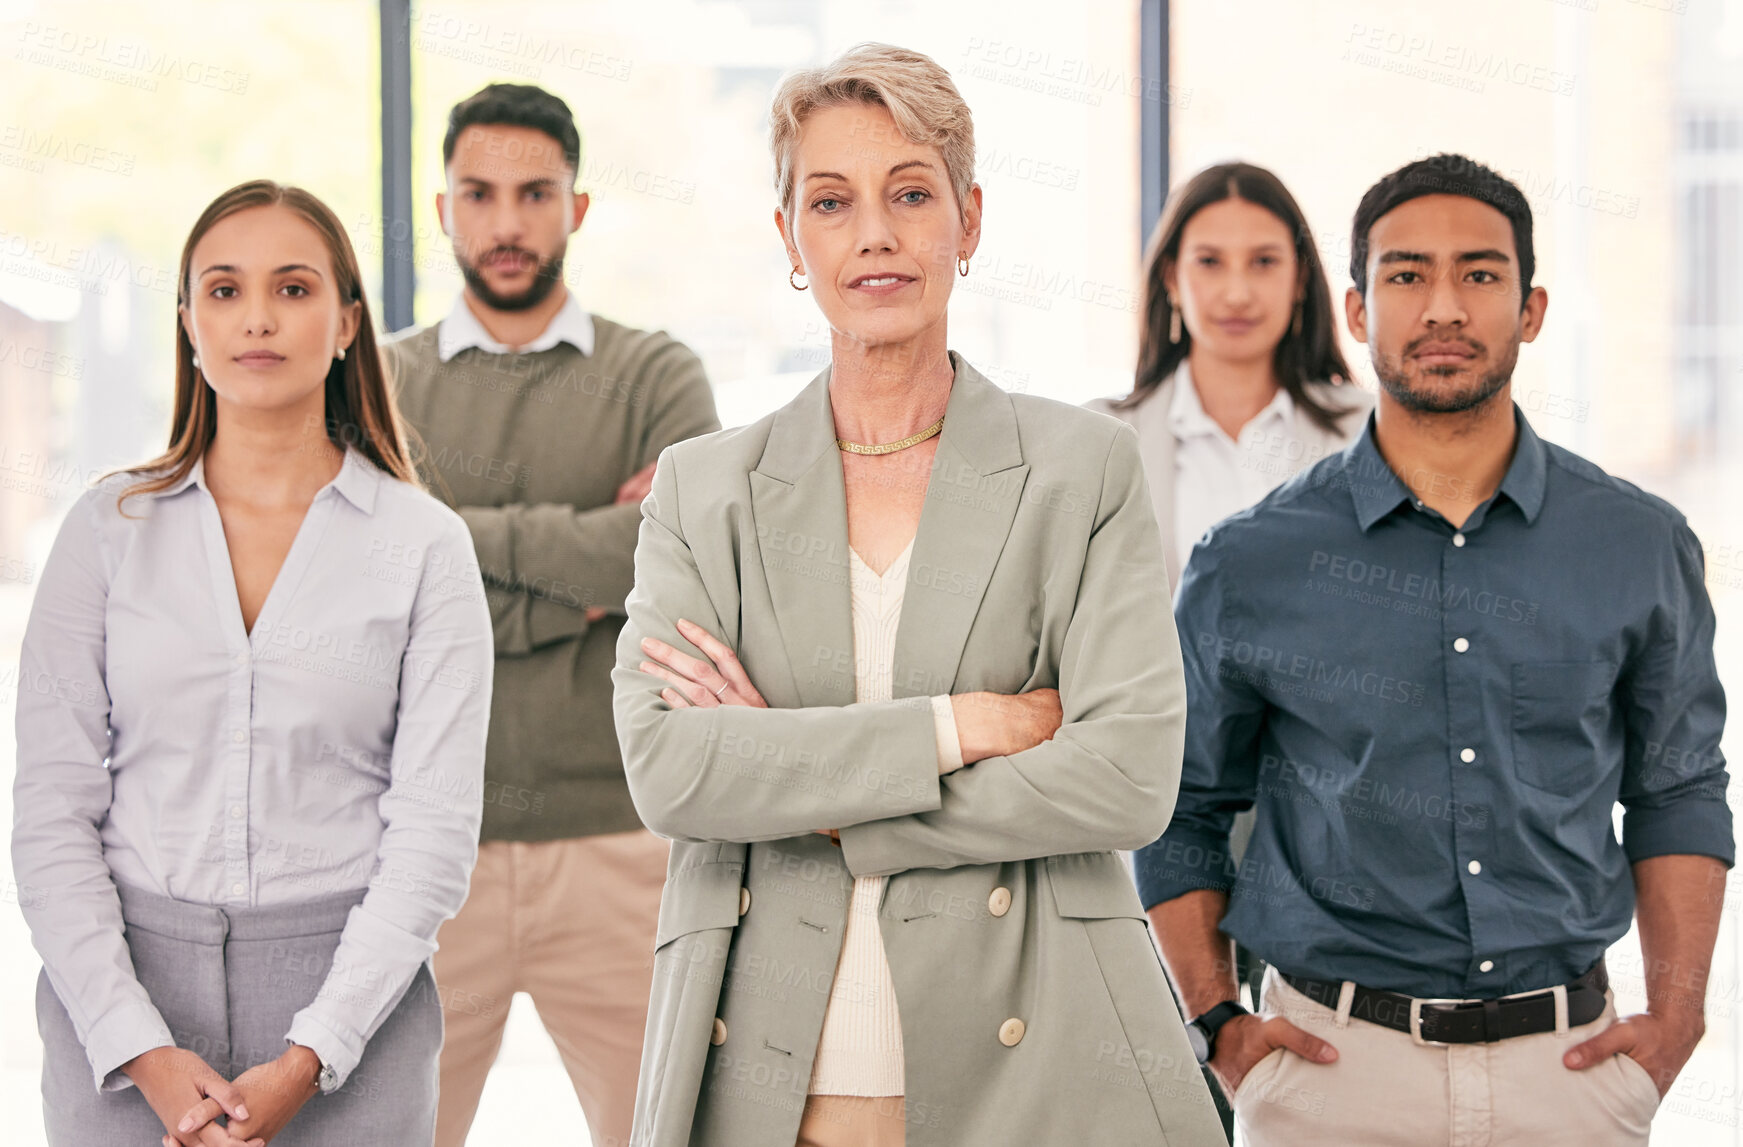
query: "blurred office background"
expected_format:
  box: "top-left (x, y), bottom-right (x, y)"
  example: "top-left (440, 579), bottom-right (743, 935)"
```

top-left (2, 0), bottom-right (1741, 1142)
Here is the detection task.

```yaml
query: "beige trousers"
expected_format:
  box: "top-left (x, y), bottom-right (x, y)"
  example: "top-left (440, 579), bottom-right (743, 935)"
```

top-left (794, 1094), bottom-right (908, 1147)
top-left (432, 830), bottom-right (670, 1147)
top-left (1235, 967), bottom-right (1661, 1147)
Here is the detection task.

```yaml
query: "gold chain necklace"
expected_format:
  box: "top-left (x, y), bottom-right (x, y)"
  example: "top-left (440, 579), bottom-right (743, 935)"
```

top-left (836, 415), bottom-right (945, 456)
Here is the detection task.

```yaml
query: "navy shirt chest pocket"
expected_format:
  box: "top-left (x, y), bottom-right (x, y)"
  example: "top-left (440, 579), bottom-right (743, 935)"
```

top-left (1510, 659), bottom-right (1619, 797)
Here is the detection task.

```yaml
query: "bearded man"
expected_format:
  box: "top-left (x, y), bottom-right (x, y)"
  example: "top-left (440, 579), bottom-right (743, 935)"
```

top-left (383, 83), bottom-right (720, 1147)
top-left (1135, 153), bottom-right (1730, 1147)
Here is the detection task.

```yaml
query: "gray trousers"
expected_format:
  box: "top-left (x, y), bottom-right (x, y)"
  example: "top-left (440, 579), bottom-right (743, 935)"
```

top-left (37, 882), bottom-right (442, 1146)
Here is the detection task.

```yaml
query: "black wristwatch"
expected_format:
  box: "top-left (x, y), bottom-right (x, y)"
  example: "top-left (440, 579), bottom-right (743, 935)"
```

top-left (1185, 1000), bottom-right (1249, 1066)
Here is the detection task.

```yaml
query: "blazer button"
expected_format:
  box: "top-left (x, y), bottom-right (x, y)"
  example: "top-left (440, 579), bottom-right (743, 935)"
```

top-left (988, 887), bottom-right (1012, 917)
top-left (711, 1018), bottom-right (728, 1046)
top-left (998, 1018), bottom-right (1025, 1047)
top-left (739, 887), bottom-right (751, 916)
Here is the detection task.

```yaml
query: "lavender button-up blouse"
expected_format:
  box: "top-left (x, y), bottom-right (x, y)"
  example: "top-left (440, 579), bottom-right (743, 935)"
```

top-left (11, 448), bottom-right (492, 1091)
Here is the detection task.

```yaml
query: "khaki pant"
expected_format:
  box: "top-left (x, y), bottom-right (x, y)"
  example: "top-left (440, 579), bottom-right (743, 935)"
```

top-left (433, 831), bottom-right (670, 1147)
top-left (795, 1094), bottom-right (907, 1147)
top-left (1235, 967), bottom-right (1661, 1147)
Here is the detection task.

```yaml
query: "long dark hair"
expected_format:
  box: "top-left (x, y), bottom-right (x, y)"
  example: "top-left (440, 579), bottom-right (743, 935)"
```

top-left (1119, 162), bottom-right (1354, 431)
top-left (115, 180), bottom-right (419, 507)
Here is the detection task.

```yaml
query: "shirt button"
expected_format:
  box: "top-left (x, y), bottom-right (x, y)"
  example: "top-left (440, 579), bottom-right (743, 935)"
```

top-left (230, 882), bottom-right (246, 896)
top-left (1467, 860), bottom-right (1482, 875)
top-left (229, 805), bottom-right (244, 819)
top-left (998, 1017), bottom-right (1026, 1047)
top-left (738, 887), bottom-right (751, 917)
top-left (232, 730), bottom-right (247, 744)
top-left (988, 887), bottom-right (1012, 918)
top-left (1453, 533), bottom-right (1467, 547)
top-left (710, 1018), bottom-right (728, 1046)
top-left (1480, 960), bottom-right (1495, 973)
top-left (1459, 747), bottom-right (1476, 764)
top-left (1453, 637), bottom-right (1470, 653)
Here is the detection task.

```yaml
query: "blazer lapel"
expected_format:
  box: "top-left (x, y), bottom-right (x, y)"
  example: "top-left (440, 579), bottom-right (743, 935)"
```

top-left (891, 354), bottom-right (1029, 700)
top-left (749, 369), bottom-right (858, 709)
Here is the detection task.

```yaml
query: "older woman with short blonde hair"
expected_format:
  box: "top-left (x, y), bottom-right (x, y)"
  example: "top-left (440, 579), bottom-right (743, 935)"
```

top-left (614, 43), bottom-right (1225, 1147)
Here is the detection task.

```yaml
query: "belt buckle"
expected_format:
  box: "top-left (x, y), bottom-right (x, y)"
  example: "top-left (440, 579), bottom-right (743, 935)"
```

top-left (1408, 996), bottom-right (1476, 1047)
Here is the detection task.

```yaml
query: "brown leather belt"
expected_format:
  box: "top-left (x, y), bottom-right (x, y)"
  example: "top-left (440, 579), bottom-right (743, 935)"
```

top-left (1280, 960), bottom-right (1608, 1045)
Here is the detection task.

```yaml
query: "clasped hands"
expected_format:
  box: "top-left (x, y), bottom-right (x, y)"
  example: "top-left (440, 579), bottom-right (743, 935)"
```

top-left (122, 1043), bottom-right (320, 1147)
top-left (638, 617), bottom-right (1064, 837)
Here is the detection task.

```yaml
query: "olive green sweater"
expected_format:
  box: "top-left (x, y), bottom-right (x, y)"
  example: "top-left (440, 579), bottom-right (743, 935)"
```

top-left (385, 315), bottom-right (720, 840)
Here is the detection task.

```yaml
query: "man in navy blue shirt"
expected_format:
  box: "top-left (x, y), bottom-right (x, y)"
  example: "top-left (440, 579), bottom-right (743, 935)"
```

top-left (1139, 154), bottom-right (1731, 1146)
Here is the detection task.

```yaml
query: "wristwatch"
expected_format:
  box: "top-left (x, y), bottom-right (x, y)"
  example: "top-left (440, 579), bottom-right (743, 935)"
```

top-left (315, 1060), bottom-right (339, 1095)
top-left (1185, 1000), bottom-right (1250, 1066)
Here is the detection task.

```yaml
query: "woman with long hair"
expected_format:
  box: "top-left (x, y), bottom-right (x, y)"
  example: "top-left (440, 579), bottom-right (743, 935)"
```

top-left (613, 44), bottom-right (1225, 1147)
top-left (12, 180), bottom-right (492, 1146)
top-left (1088, 162), bottom-right (1372, 1135)
top-left (1087, 161), bottom-right (1371, 592)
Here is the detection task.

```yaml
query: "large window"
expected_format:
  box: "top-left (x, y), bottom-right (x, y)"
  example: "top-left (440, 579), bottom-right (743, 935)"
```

top-left (398, 0), bottom-right (1142, 428)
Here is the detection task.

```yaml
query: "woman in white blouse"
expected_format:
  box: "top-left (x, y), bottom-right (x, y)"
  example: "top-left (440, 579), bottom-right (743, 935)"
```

top-left (1085, 161), bottom-right (1370, 1136)
top-left (1087, 161), bottom-right (1372, 594)
top-left (11, 180), bottom-right (492, 1147)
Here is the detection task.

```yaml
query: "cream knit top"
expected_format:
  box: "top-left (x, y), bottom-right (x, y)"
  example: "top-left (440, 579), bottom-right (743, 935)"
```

top-left (807, 537), bottom-right (960, 1097)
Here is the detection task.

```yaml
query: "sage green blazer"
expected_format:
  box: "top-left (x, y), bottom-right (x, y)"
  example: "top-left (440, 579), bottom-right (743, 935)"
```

top-left (612, 355), bottom-right (1225, 1147)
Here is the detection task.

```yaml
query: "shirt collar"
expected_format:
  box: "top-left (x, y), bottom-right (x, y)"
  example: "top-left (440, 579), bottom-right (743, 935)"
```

top-left (1495, 407), bottom-right (1546, 524)
top-left (1166, 360), bottom-right (1295, 440)
top-left (327, 447), bottom-right (381, 514)
top-left (1342, 402), bottom-right (1548, 532)
top-left (436, 291), bottom-right (596, 362)
top-left (156, 457), bottom-right (205, 497)
top-left (150, 447), bottom-right (379, 514)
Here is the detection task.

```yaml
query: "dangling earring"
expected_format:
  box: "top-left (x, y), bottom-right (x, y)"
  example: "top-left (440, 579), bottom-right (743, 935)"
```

top-left (789, 267), bottom-right (808, 291)
top-left (957, 254), bottom-right (970, 277)
top-left (1168, 300), bottom-right (1182, 345)
top-left (1291, 304), bottom-right (1303, 338)
top-left (336, 346), bottom-right (347, 361)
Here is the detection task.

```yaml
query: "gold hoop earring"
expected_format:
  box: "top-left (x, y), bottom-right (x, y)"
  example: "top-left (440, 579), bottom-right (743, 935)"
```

top-left (957, 255), bottom-right (970, 277)
top-left (789, 267), bottom-right (808, 291)
top-left (1168, 302), bottom-right (1182, 345)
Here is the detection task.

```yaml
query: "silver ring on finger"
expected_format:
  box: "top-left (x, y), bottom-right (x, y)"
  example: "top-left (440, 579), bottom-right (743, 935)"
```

top-left (713, 681), bottom-right (730, 698)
